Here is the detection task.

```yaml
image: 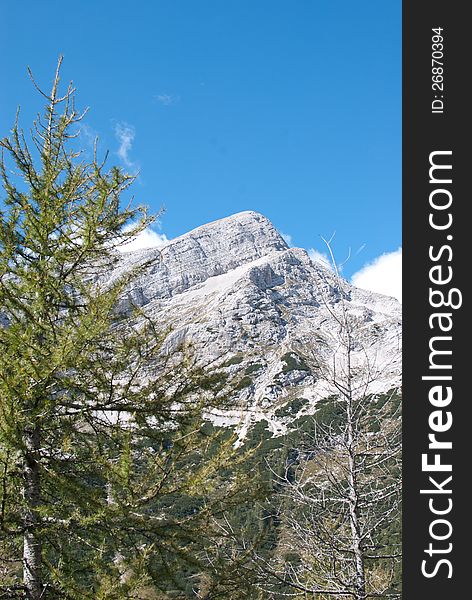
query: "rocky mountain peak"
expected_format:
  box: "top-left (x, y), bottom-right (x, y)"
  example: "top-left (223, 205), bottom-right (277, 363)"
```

top-left (173, 210), bottom-right (288, 255)
top-left (108, 211), bottom-right (401, 441)
top-left (114, 211), bottom-right (289, 304)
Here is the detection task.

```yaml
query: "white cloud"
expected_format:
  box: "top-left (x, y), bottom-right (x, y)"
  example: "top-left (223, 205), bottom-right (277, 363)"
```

top-left (351, 248), bottom-right (402, 303)
top-left (308, 248), bottom-right (333, 271)
top-left (78, 123), bottom-right (98, 148)
top-left (280, 231), bottom-right (293, 247)
top-left (114, 122), bottom-right (136, 169)
top-left (118, 226), bottom-right (170, 253)
top-left (155, 93), bottom-right (180, 106)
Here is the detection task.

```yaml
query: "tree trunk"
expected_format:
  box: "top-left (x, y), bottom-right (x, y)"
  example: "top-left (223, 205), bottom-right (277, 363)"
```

top-left (23, 424), bottom-right (43, 600)
top-left (349, 494), bottom-right (366, 600)
top-left (346, 408), bottom-right (366, 600)
top-left (345, 336), bottom-right (366, 600)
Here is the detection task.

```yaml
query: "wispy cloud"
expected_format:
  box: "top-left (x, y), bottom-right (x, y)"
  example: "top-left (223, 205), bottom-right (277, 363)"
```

top-left (118, 225), bottom-right (170, 253)
top-left (78, 123), bottom-right (98, 148)
top-left (351, 248), bottom-right (402, 303)
top-left (154, 93), bottom-right (180, 106)
top-left (308, 248), bottom-right (333, 271)
top-left (114, 122), bottom-right (137, 170)
top-left (280, 231), bottom-right (293, 247)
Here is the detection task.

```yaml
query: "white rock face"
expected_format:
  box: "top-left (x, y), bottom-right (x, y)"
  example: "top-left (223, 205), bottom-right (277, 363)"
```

top-left (111, 211), bottom-right (288, 306)
top-left (111, 211), bottom-right (402, 437)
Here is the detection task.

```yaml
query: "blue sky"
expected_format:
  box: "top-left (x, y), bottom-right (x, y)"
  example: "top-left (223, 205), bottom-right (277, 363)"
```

top-left (1, 1), bottom-right (401, 298)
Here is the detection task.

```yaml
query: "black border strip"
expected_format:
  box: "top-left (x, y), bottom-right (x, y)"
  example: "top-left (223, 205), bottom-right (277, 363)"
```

top-left (403, 2), bottom-right (468, 597)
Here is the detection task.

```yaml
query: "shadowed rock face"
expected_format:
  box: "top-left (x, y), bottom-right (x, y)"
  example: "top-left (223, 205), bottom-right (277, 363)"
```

top-left (111, 211), bottom-right (402, 438)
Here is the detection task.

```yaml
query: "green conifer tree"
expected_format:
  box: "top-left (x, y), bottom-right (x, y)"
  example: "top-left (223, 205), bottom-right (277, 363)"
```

top-left (0, 58), bottom-right (265, 600)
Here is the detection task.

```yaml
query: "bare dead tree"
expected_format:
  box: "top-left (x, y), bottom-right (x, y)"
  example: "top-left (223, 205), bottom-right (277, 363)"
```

top-left (254, 242), bottom-right (402, 599)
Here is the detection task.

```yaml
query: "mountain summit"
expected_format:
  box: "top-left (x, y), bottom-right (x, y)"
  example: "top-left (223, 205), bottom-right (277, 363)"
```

top-left (114, 211), bottom-right (288, 302)
top-left (113, 211), bottom-right (401, 438)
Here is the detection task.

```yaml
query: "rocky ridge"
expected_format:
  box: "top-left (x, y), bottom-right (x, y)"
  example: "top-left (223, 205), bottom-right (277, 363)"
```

top-left (113, 211), bottom-right (402, 439)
